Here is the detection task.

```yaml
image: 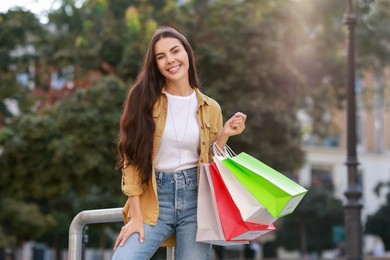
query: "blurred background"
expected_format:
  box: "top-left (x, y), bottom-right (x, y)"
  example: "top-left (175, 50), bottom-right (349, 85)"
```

top-left (0, 0), bottom-right (389, 259)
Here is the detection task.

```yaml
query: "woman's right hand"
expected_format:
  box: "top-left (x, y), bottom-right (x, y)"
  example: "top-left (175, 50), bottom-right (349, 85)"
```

top-left (113, 218), bottom-right (145, 250)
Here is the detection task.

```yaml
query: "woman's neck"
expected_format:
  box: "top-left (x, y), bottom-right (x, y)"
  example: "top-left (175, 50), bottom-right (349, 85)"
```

top-left (165, 81), bottom-right (193, 96)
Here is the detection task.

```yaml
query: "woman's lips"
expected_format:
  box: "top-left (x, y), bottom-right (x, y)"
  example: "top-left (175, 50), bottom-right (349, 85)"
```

top-left (168, 65), bottom-right (181, 73)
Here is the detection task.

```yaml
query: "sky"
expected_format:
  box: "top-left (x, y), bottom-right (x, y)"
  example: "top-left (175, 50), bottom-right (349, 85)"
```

top-left (0, 0), bottom-right (84, 23)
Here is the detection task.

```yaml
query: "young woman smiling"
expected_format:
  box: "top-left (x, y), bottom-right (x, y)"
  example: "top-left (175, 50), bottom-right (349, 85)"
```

top-left (112, 26), bottom-right (247, 260)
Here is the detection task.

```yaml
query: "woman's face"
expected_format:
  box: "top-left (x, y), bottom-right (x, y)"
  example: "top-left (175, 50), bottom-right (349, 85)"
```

top-left (154, 37), bottom-right (190, 85)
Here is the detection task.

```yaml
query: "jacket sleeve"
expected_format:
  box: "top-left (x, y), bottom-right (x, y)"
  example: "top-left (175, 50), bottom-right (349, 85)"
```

top-left (121, 160), bottom-right (144, 196)
top-left (208, 99), bottom-right (224, 162)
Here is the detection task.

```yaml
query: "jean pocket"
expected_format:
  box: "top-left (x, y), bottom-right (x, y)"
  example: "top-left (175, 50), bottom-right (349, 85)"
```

top-left (157, 174), bottom-right (175, 195)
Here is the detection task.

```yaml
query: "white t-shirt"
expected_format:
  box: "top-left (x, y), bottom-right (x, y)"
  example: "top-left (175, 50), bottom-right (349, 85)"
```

top-left (154, 91), bottom-right (200, 172)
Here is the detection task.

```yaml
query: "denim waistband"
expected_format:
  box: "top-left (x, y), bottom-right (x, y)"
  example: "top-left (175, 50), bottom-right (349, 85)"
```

top-left (155, 166), bottom-right (198, 183)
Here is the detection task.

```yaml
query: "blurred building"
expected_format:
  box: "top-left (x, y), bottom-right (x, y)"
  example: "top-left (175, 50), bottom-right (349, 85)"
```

top-left (297, 67), bottom-right (390, 222)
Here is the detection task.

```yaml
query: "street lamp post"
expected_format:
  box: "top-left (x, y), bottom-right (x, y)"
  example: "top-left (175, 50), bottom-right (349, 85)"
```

top-left (343, 1), bottom-right (363, 260)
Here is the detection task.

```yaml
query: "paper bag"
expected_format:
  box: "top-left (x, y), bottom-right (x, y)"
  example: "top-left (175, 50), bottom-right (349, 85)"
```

top-left (222, 152), bottom-right (307, 218)
top-left (209, 163), bottom-right (275, 241)
top-left (196, 164), bottom-right (248, 245)
top-left (214, 155), bottom-right (276, 225)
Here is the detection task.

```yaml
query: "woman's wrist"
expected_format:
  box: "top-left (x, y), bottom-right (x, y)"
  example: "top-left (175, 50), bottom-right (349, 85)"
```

top-left (216, 132), bottom-right (229, 150)
top-left (128, 196), bottom-right (143, 222)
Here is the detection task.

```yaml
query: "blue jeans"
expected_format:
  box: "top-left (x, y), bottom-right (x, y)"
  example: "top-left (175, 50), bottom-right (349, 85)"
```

top-left (112, 167), bottom-right (211, 260)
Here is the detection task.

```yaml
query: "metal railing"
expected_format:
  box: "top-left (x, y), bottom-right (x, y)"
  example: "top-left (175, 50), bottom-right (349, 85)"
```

top-left (68, 207), bottom-right (174, 260)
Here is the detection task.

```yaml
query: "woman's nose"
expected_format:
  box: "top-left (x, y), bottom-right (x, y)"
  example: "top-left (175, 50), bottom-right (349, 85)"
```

top-left (167, 54), bottom-right (175, 64)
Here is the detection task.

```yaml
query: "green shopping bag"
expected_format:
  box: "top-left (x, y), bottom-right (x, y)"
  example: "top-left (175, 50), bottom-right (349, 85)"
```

top-left (222, 152), bottom-right (307, 218)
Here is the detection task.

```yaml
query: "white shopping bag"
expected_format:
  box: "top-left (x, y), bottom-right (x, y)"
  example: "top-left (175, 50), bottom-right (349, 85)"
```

top-left (196, 164), bottom-right (248, 246)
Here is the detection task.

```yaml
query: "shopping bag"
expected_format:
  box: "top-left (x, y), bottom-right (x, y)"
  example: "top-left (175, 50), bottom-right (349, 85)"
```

top-left (196, 164), bottom-right (248, 246)
top-left (214, 155), bottom-right (276, 225)
top-left (222, 151), bottom-right (307, 218)
top-left (209, 163), bottom-right (275, 241)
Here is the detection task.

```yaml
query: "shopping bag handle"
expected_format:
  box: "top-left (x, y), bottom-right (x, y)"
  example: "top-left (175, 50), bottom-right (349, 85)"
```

top-left (212, 142), bottom-right (236, 158)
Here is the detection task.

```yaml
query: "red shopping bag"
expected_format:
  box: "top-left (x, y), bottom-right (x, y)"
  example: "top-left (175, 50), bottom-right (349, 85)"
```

top-left (209, 163), bottom-right (275, 241)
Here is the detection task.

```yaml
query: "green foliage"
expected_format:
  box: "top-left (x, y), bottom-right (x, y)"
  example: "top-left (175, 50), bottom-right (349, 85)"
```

top-left (47, 0), bottom-right (104, 72)
top-left (0, 76), bottom-right (126, 246)
top-left (357, 0), bottom-right (390, 68)
top-left (174, 0), bottom-right (306, 171)
top-left (44, 0), bottom-right (162, 80)
top-left (365, 181), bottom-right (390, 250)
top-left (275, 188), bottom-right (344, 254)
top-left (0, 9), bottom-right (43, 59)
top-left (0, 9), bottom-right (45, 123)
top-left (1, 0), bottom-right (389, 253)
top-left (0, 76), bottom-right (125, 200)
top-left (291, 0), bottom-right (346, 139)
top-left (0, 198), bottom-right (55, 246)
top-left (117, 4), bottom-right (158, 80)
top-left (0, 73), bottom-right (34, 118)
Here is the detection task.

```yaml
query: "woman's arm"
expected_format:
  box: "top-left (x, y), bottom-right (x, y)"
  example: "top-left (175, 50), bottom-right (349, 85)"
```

top-left (113, 196), bottom-right (144, 250)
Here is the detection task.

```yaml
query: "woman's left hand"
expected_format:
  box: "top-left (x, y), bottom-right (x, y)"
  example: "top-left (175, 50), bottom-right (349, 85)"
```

top-left (222, 112), bottom-right (247, 137)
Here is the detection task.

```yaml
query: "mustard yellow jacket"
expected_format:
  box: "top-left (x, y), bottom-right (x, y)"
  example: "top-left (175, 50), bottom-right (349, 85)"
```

top-left (121, 88), bottom-right (223, 233)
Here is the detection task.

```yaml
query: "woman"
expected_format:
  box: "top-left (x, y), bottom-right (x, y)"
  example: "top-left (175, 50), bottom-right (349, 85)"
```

top-left (113, 26), bottom-right (247, 260)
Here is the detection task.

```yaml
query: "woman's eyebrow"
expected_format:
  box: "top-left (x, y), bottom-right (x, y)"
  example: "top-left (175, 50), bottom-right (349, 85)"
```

top-left (155, 45), bottom-right (180, 57)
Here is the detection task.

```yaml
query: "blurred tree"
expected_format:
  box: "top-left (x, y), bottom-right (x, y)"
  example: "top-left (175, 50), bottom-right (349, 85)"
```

top-left (2, 0), bottom-right (389, 254)
top-left (173, 0), bottom-right (306, 171)
top-left (355, 0), bottom-right (390, 114)
top-left (0, 198), bottom-right (54, 247)
top-left (0, 9), bottom-right (45, 125)
top-left (47, 0), bottom-right (104, 75)
top-left (365, 181), bottom-right (390, 251)
top-left (357, 0), bottom-right (390, 69)
top-left (0, 74), bottom-right (33, 124)
top-left (0, 76), bottom-right (126, 249)
top-left (0, 9), bottom-right (44, 70)
top-left (275, 188), bottom-right (344, 256)
top-left (290, 0), bottom-right (346, 143)
top-left (46, 0), bottom-right (161, 81)
top-left (117, 3), bottom-right (158, 80)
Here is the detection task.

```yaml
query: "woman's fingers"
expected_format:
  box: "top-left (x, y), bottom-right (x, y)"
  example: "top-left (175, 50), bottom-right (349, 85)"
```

top-left (138, 227), bottom-right (145, 244)
top-left (229, 114), bottom-right (246, 131)
top-left (113, 228), bottom-right (125, 250)
top-left (113, 222), bottom-right (144, 250)
top-left (222, 112), bottom-right (247, 137)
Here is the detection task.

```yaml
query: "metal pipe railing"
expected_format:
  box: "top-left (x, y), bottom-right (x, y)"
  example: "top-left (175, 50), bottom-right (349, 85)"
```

top-left (68, 208), bottom-right (123, 260)
top-left (68, 207), bottom-right (175, 260)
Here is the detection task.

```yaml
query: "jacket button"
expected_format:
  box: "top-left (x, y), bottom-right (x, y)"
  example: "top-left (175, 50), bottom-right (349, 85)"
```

top-left (200, 159), bottom-right (204, 163)
top-left (202, 141), bottom-right (206, 145)
top-left (201, 125), bottom-right (204, 129)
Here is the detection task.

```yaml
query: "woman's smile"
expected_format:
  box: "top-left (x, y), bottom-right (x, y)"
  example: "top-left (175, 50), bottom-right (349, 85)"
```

top-left (167, 65), bottom-right (181, 73)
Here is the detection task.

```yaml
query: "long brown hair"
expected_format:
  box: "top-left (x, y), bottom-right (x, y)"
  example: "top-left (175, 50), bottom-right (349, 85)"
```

top-left (116, 26), bottom-right (200, 184)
